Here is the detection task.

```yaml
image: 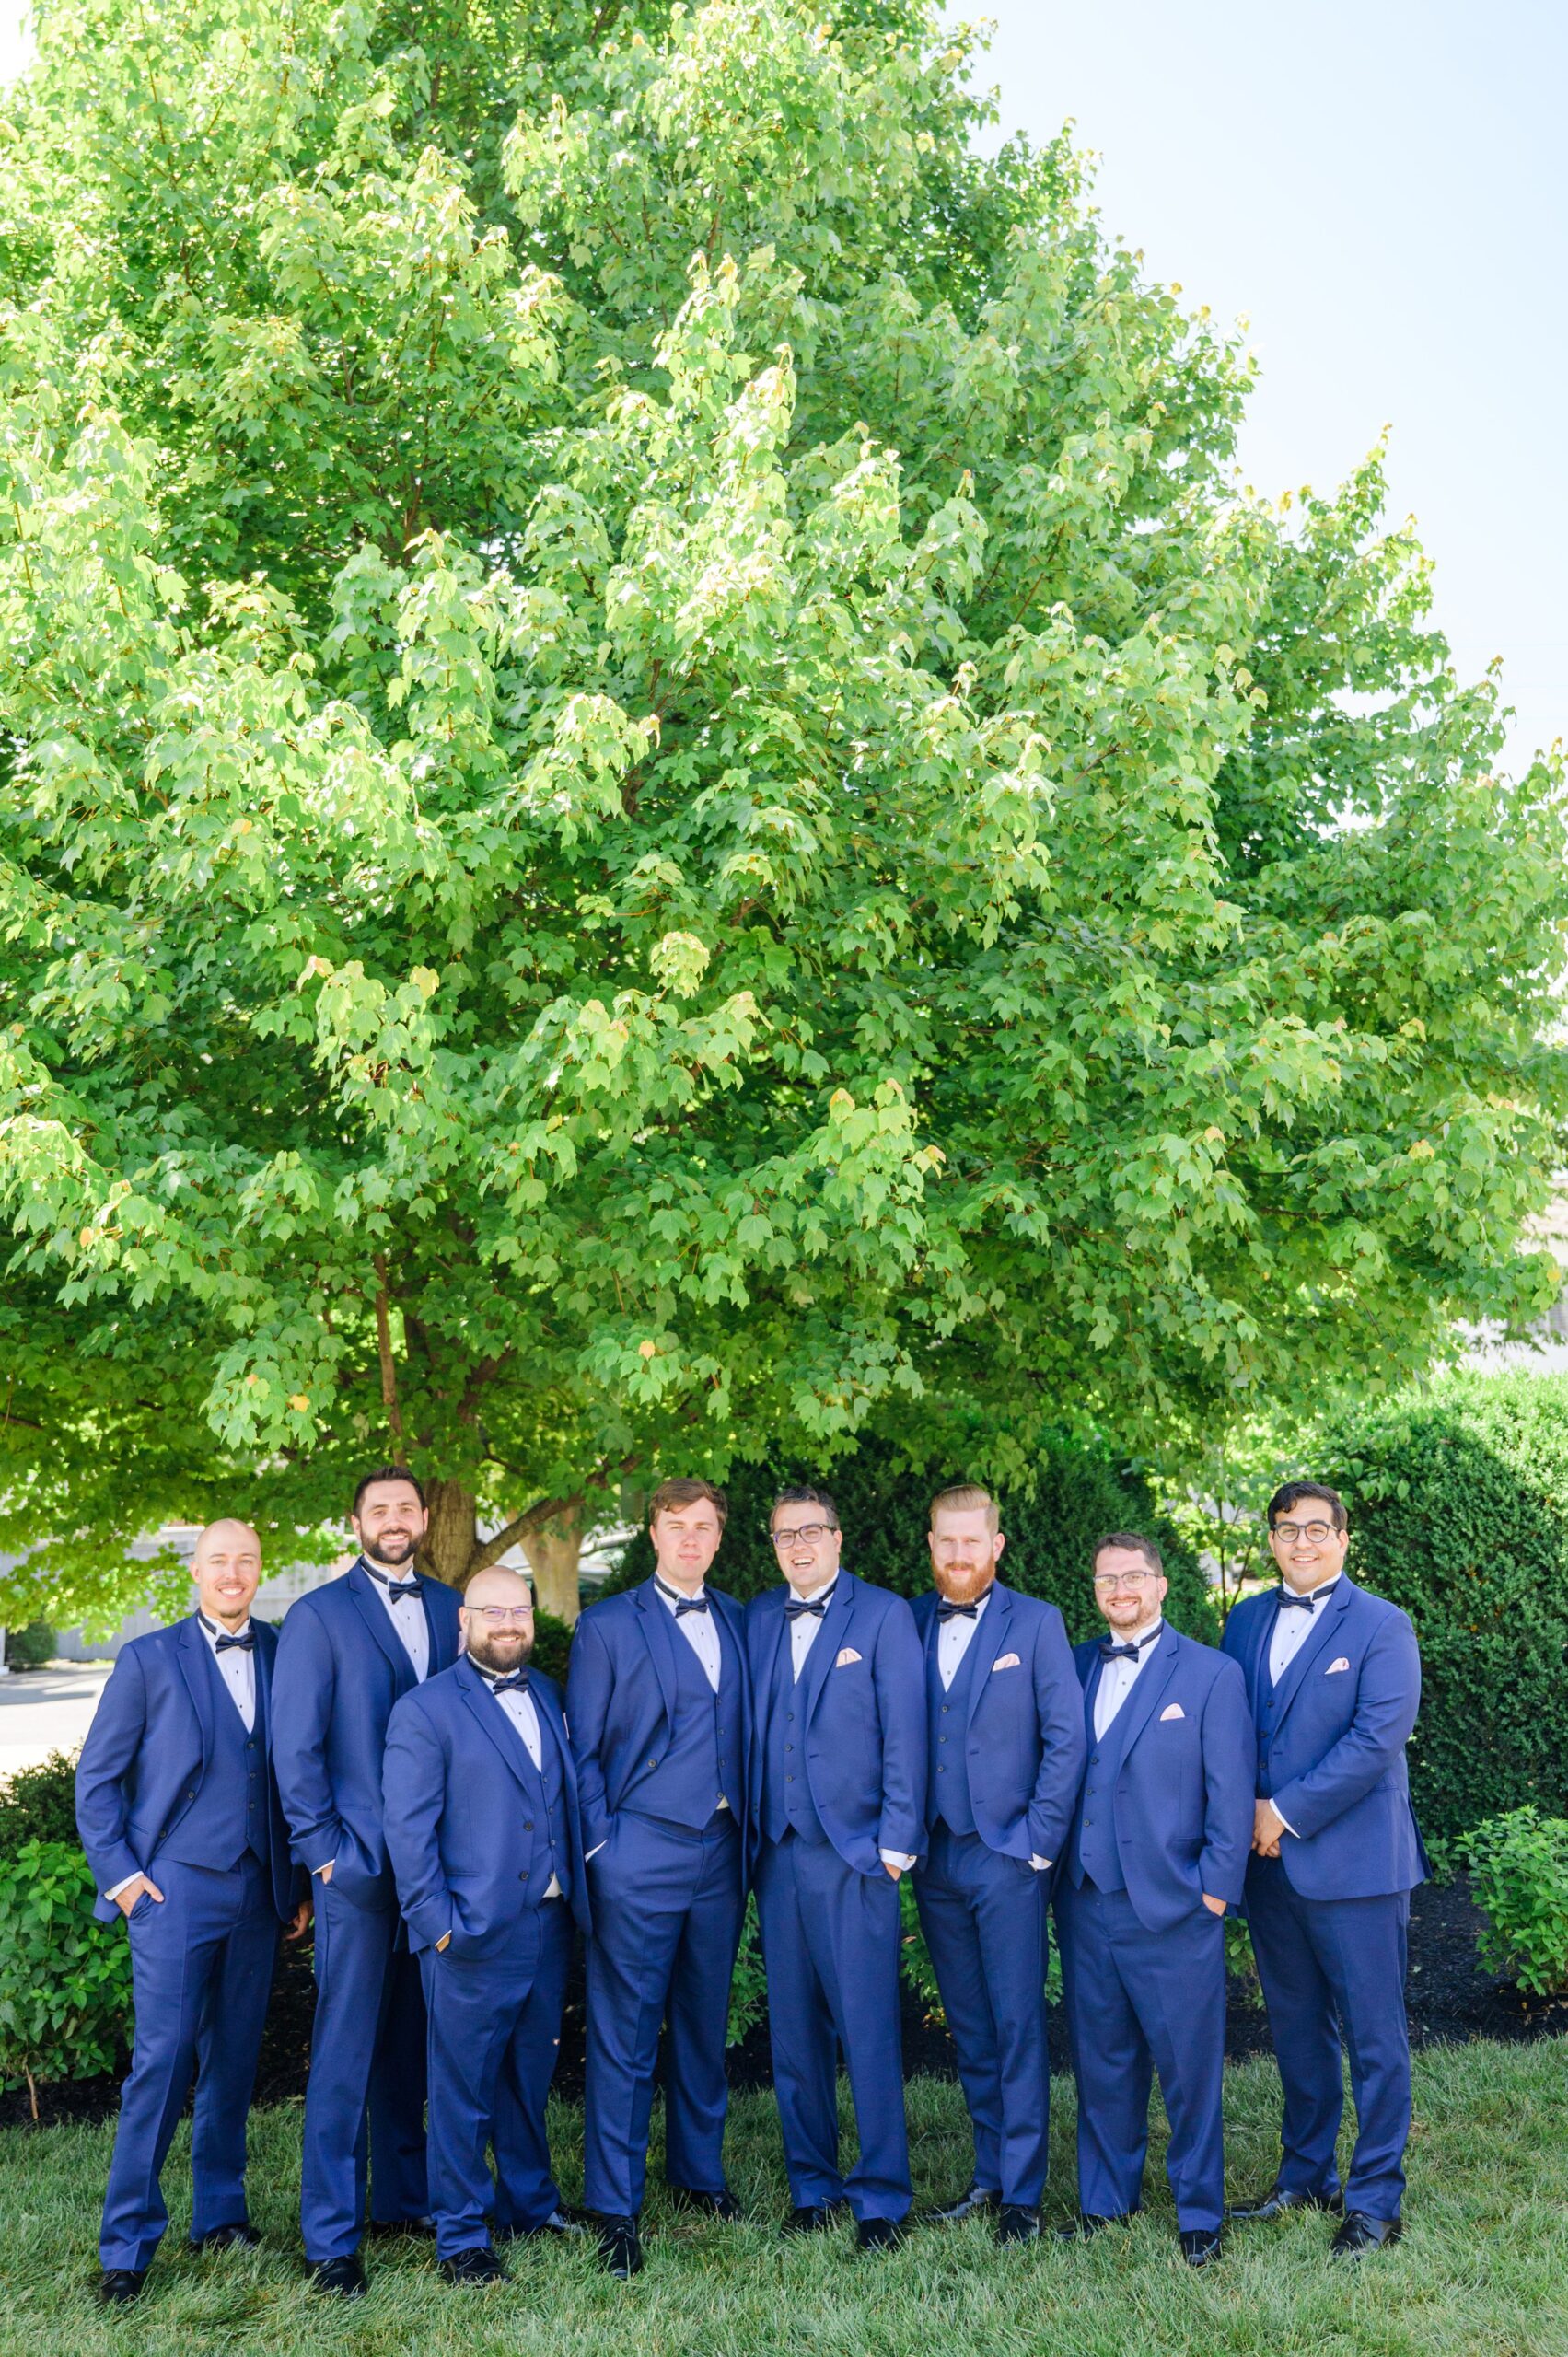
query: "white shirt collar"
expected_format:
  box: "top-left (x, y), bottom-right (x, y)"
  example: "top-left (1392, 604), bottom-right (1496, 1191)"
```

top-left (198, 1612), bottom-right (252, 1645)
top-left (654, 1575), bottom-right (707, 1609)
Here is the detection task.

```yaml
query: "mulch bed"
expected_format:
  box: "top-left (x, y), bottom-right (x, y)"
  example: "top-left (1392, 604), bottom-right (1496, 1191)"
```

top-left (7, 1874), bottom-right (1563, 2131)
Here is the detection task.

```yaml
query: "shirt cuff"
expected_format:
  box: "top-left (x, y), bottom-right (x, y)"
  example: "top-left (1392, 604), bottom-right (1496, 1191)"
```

top-left (879, 1849), bottom-right (916, 1872)
top-left (1272, 1809), bottom-right (1297, 1838)
top-left (1029, 1855), bottom-right (1051, 1871)
top-left (312, 1857), bottom-right (337, 1877)
top-left (586, 1841), bottom-right (607, 1861)
top-left (104, 1874), bottom-right (141, 1902)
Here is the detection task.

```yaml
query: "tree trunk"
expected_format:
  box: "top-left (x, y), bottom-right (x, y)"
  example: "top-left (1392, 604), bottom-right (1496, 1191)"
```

top-left (517, 1498), bottom-right (585, 1625)
top-left (420, 1477), bottom-right (479, 1588)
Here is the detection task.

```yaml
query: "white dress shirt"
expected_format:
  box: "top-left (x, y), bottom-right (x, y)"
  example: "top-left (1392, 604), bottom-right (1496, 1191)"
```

top-left (105, 1614), bottom-right (255, 1902)
top-left (655, 1576), bottom-right (723, 1690)
top-left (367, 1562), bottom-right (430, 1681)
top-left (1267, 1574), bottom-right (1342, 1685)
top-left (478, 1668), bottom-right (563, 1900)
top-left (1093, 1620), bottom-right (1164, 1741)
top-left (785, 1577), bottom-right (914, 1874)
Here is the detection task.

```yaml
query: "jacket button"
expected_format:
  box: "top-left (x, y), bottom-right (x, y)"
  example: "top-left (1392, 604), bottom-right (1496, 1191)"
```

top-left (786, 1774), bottom-right (795, 1783)
top-left (647, 1757), bottom-right (657, 1768)
top-left (518, 1870), bottom-right (528, 1882)
top-left (936, 1765), bottom-right (945, 1774)
top-left (941, 1704), bottom-right (950, 1714)
top-left (524, 1820), bottom-right (535, 1831)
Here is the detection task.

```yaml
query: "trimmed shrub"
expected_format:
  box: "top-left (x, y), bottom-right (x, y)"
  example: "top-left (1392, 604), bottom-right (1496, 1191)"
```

top-left (528, 1608), bottom-right (574, 1689)
top-left (0, 1750), bottom-right (80, 1860)
top-left (4, 1623), bottom-right (56, 1670)
top-left (1320, 1372), bottom-right (1568, 1842)
top-left (1465, 1807), bottom-right (1568, 1999)
top-left (602, 1434), bottom-right (1214, 1642)
top-left (0, 1839), bottom-right (132, 2117)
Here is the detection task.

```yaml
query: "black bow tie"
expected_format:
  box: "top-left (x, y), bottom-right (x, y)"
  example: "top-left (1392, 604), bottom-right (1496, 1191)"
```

top-left (785, 1590), bottom-right (834, 1620)
top-left (656, 1581), bottom-right (709, 1617)
top-left (212, 1629), bottom-right (254, 1653)
top-left (1278, 1587), bottom-right (1324, 1612)
top-left (936, 1599), bottom-right (981, 1621)
top-left (1099, 1631), bottom-right (1158, 1664)
top-left (368, 1566), bottom-right (420, 1600)
top-left (485, 1670), bottom-right (530, 1697)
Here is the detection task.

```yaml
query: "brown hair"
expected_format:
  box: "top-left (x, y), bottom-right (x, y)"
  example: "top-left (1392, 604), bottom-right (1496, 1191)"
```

top-left (647, 1478), bottom-right (728, 1527)
top-left (1092, 1531), bottom-right (1165, 1576)
top-left (1267, 1481), bottom-right (1347, 1532)
top-left (929, 1482), bottom-right (1000, 1535)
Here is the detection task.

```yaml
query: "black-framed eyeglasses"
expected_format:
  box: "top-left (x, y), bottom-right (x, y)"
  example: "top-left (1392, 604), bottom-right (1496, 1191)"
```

top-left (1271, 1521), bottom-right (1339, 1545)
top-left (770, 1523), bottom-right (837, 1548)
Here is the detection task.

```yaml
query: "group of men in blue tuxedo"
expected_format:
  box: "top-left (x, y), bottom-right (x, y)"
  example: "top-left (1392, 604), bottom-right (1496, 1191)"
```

top-left (76, 1463), bottom-right (1426, 2304)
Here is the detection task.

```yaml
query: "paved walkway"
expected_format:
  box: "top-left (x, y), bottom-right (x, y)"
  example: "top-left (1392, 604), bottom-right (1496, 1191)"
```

top-left (0, 1662), bottom-right (111, 1778)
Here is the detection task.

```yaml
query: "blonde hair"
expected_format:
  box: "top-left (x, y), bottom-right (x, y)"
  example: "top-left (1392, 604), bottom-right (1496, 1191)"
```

top-left (929, 1482), bottom-right (1000, 1535)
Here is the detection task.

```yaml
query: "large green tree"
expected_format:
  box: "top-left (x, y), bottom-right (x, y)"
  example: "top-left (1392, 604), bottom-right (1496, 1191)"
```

top-left (1, 0), bottom-right (1563, 1625)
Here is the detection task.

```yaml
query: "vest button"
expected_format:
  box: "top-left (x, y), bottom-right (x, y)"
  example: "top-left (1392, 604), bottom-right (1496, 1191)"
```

top-left (647, 1757), bottom-right (657, 1768)
top-left (936, 1765), bottom-right (945, 1773)
top-left (518, 1871), bottom-right (528, 1882)
top-left (938, 1735), bottom-right (947, 1744)
top-left (786, 1775), bottom-right (795, 1783)
top-left (525, 1820), bottom-right (535, 1831)
top-left (941, 1704), bottom-right (950, 1714)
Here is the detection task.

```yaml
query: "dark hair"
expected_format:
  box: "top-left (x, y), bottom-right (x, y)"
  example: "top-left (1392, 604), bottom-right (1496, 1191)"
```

top-left (1092, 1530), bottom-right (1165, 1576)
top-left (1267, 1481), bottom-right (1347, 1532)
top-left (352, 1465), bottom-right (427, 1517)
top-left (771, 1483), bottom-right (840, 1531)
top-left (647, 1477), bottom-right (728, 1527)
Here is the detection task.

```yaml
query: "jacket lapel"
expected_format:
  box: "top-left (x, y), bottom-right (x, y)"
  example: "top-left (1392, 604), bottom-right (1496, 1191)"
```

top-left (800, 1573), bottom-right (855, 1728)
top-left (348, 1559), bottom-right (418, 1693)
top-left (964, 1581), bottom-right (1012, 1732)
top-left (457, 1661), bottom-right (540, 1801)
top-left (173, 1615), bottom-right (216, 1776)
top-left (1269, 1577), bottom-right (1353, 1726)
top-left (634, 1580), bottom-right (681, 1726)
top-left (1105, 1624), bottom-right (1181, 1766)
top-left (252, 1620), bottom-right (275, 1738)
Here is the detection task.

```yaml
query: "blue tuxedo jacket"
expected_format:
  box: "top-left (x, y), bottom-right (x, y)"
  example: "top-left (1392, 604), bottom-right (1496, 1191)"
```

top-left (911, 1582), bottom-right (1086, 1863)
top-left (745, 1571), bottom-right (926, 1877)
top-left (271, 1560), bottom-right (462, 1907)
top-left (1222, 1574), bottom-right (1427, 1900)
top-left (75, 1614), bottom-right (298, 1924)
top-left (564, 1578), bottom-right (751, 1856)
top-left (1067, 1625), bottom-right (1255, 1933)
top-left (382, 1658), bottom-right (591, 1956)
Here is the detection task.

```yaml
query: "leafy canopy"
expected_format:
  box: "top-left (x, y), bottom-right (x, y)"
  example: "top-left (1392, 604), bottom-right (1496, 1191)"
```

top-left (0, 0), bottom-right (1563, 1611)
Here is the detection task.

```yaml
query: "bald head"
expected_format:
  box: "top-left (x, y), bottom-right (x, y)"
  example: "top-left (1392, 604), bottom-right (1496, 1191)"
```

top-left (460, 1564), bottom-right (536, 1674)
top-left (192, 1518), bottom-right (262, 1630)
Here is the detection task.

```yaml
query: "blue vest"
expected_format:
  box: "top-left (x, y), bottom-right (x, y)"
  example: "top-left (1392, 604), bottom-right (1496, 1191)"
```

top-left (163, 1635), bottom-right (271, 1872)
top-left (627, 1604), bottom-right (743, 1833)
top-left (1071, 1666), bottom-right (1134, 1894)
top-left (761, 1629), bottom-right (829, 1845)
top-left (504, 1701), bottom-right (572, 1908)
top-left (928, 1620), bottom-right (982, 1835)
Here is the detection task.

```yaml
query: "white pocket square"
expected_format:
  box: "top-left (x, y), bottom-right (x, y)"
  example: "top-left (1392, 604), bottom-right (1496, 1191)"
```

top-left (991, 1652), bottom-right (1022, 1672)
top-left (1159, 1702), bottom-right (1185, 1722)
top-left (1326, 1656), bottom-right (1351, 1675)
top-left (834, 1646), bottom-right (862, 1667)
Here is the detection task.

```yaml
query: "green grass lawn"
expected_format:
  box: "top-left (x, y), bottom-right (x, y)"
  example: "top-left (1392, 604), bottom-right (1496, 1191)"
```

top-left (3, 2043), bottom-right (1565, 2356)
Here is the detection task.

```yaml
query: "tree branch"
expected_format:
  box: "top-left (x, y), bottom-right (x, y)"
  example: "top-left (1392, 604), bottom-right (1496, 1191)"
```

top-left (372, 1255), bottom-right (407, 1460)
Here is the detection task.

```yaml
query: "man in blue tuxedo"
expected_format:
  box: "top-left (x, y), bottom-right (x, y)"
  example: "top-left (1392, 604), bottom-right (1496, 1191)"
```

top-left (912, 1483), bottom-right (1085, 2246)
top-left (566, 1478), bottom-right (751, 2279)
top-left (383, 1565), bottom-right (589, 2286)
top-left (76, 1519), bottom-right (310, 2305)
top-left (272, 1466), bottom-right (462, 2295)
top-left (1223, 1481), bottom-right (1426, 2258)
top-left (1055, 1534), bottom-right (1254, 2268)
top-left (745, 1486), bottom-right (926, 2253)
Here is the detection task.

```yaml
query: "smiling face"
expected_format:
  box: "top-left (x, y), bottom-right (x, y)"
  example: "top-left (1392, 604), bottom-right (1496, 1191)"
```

top-left (770, 1499), bottom-right (843, 1595)
top-left (352, 1478), bottom-right (428, 1571)
top-left (929, 1504), bottom-right (1005, 1605)
top-left (193, 1519), bottom-right (262, 1631)
top-left (1270, 1504), bottom-right (1350, 1594)
top-left (1091, 1542), bottom-right (1167, 1638)
top-left (460, 1565), bottom-right (536, 1675)
top-left (651, 1499), bottom-right (724, 1594)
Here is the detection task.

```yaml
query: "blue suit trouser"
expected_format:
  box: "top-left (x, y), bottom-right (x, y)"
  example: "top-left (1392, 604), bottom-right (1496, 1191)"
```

top-left (754, 1831), bottom-right (911, 2222)
top-left (914, 1824), bottom-right (1051, 2208)
top-left (419, 1902), bottom-right (573, 2258)
top-left (99, 1855), bottom-right (277, 2272)
top-left (301, 1882), bottom-right (429, 2260)
top-left (1245, 1857), bottom-right (1411, 2219)
top-left (583, 1809), bottom-right (744, 2216)
top-left (1056, 1878), bottom-right (1227, 2231)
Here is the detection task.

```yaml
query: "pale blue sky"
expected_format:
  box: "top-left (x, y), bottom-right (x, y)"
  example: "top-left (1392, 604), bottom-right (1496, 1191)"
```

top-left (2, 1), bottom-right (1562, 759)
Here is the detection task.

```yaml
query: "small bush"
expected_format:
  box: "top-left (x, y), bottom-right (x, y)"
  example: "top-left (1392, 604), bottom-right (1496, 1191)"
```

top-left (528, 1608), bottom-right (574, 1689)
top-left (1465, 1806), bottom-right (1568, 2000)
top-left (0, 1839), bottom-right (133, 2117)
top-left (0, 1750), bottom-right (80, 1861)
top-left (5, 1623), bottom-right (56, 1670)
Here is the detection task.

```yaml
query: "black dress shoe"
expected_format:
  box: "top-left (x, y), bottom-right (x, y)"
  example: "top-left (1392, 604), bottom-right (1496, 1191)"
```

top-left (1180, 2227), bottom-right (1223, 2269)
top-left (1227, 2183), bottom-right (1342, 2223)
top-left (855, 2216), bottom-right (906, 2254)
top-left (98, 2269), bottom-right (146, 2305)
top-left (784, 2202), bottom-right (847, 2234)
top-left (499, 2205), bottom-right (588, 2240)
top-left (440, 2245), bottom-right (506, 2286)
top-left (1055, 2212), bottom-right (1132, 2242)
top-left (309, 2254), bottom-right (367, 2298)
top-left (1330, 2212), bottom-right (1403, 2258)
top-left (192, 2223), bottom-right (261, 2250)
top-left (923, 2185), bottom-right (1000, 2224)
top-left (366, 2214), bottom-right (436, 2239)
top-left (596, 2215), bottom-right (645, 2278)
top-left (996, 2205), bottom-right (1040, 2245)
top-left (670, 2186), bottom-right (744, 2221)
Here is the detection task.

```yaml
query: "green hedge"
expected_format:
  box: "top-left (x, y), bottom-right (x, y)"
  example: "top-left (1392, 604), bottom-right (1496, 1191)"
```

top-left (602, 1433), bottom-right (1214, 1642)
top-left (0, 1750), bottom-right (79, 1860)
top-left (1321, 1371), bottom-right (1568, 1843)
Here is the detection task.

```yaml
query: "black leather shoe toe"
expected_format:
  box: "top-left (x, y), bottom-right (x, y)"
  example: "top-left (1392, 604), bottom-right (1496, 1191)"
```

top-left (1330, 2212), bottom-right (1403, 2258)
top-left (1227, 2183), bottom-right (1342, 2224)
top-left (440, 2246), bottom-right (506, 2286)
top-left (503, 2205), bottom-right (588, 2239)
top-left (98, 2269), bottom-right (146, 2305)
top-left (1180, 2227), bottom-right (1223, 2268)
top-left (923, 2185), bottom-right (1000, 2224)
top-left (855, 2216), bottom-right (906, 2254)
top-left (784, 2202), bottom-right (847, 2234)
top-left (596, 2216), bottom-right (645, 2279)
top-left (671, 2187), bottom-right (744, 2221)
top-left (996, 2206), bottom-right (1040, 2246)
top-left (192, 2223), bottom-right (261, 2251)
top-left (309, 2255), bottom-right (367, 2298)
